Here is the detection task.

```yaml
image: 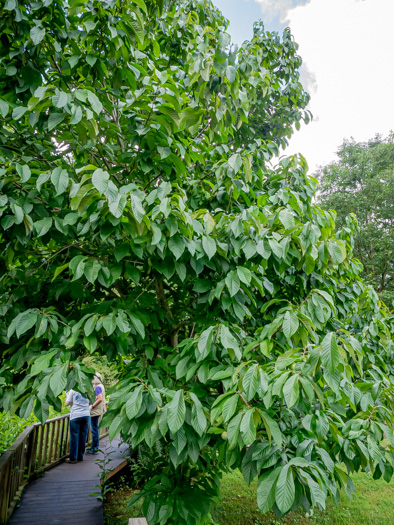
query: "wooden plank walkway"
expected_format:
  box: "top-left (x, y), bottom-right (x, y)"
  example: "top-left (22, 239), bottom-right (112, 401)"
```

top-left (9, 436), bottom-right (129, 525)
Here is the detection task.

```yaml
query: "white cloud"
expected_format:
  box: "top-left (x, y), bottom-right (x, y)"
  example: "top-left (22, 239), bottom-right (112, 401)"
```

top-left (275, 0), bottom-right (394, 171)
top-left (254, 0), bottom-right (311, 22)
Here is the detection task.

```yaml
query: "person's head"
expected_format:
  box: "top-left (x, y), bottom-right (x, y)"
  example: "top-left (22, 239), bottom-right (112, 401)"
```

top-left (92, 372), bottom-right (103, 385)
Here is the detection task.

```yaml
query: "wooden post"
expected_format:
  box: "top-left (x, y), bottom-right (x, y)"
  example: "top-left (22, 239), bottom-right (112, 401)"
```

top-left (129, 519), bottom-right (148, 525)
top-left (27, 426), bottom-right (38, 477)
top-left (53, 418), bottom-right (61, 461)
top-left (0, 461), bottom-right (11, 524)
top-left (46, 421), bottom-right (54, 466)
top-left (58, 417), bottom-right (65, 458)
top-left (64, 417), bottom-right (70, 455)
top-left (17, 439), bottom-right (26, 491)
top-left (40, 423), bottom-right (49, 469)
top-left (36, 425), bottom-right (44, 470)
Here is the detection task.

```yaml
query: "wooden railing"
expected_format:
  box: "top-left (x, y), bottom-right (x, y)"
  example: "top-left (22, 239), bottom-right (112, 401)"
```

top-left (0, 412), bottom-right (108, 524)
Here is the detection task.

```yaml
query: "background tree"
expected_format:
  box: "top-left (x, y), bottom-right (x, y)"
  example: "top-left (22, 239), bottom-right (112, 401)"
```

top-left (0, 1), bottom-right (393, 524)
top-left (316, 134), bottom-right (394, 307)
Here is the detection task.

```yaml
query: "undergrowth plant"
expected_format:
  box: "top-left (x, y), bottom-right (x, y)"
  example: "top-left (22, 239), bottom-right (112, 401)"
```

top-left (128, 442), bottom-right (168, 489)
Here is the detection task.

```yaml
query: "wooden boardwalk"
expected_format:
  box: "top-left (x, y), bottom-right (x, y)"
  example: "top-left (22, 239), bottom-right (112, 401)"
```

top-left (9, 436), bottom-right (129, 525)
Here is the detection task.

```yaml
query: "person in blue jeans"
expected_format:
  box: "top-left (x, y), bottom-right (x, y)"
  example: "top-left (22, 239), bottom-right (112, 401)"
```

top-left (86, 373), bottom-right (106, 455)
top-left (65, 389), bottom-right (90, 463)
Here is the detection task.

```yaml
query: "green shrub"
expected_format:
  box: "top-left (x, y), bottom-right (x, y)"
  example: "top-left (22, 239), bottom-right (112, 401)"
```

top-left (128, 442), bottom-right (168, 489)
top-left (0, 393), bottom-right (69, 454)
top-left (0, 411), bottom-right (36, 453)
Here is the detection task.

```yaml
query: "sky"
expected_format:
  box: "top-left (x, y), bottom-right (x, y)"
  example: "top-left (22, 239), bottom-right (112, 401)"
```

top-left (214, 0), bottom-right (394, 172)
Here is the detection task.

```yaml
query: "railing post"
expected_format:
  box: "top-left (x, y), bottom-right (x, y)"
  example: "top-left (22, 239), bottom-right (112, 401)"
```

top-left (53, 419), bottom-right (60, 463)
top-left (46, 421), bottom-right (54, 467)
top-left (40, 423), bottom-right (49, 469)
top-left (0, 461), bottom-right (11, 525)
top-left (26, 426), bottom-right (38, 478)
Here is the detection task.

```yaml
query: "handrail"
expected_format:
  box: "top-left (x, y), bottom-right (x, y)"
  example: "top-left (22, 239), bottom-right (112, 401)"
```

top-left (0, 406), bottom-right (109, 524)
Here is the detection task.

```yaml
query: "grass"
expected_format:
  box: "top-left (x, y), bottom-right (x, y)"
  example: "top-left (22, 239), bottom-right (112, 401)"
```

top-left (213, 470), bottom-right (394, 525)
top-left (104, 469), bottom-right (394, 525)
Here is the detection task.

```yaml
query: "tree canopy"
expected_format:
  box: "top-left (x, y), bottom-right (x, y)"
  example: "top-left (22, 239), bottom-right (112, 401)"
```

top-left (316, 134), bottom-right (394, 307)
top-left (0, 1), bottom-right (393, 523)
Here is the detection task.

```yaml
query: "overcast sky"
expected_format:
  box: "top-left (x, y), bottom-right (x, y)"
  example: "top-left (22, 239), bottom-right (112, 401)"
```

top-left (214, 0), bottom-right (394, 172)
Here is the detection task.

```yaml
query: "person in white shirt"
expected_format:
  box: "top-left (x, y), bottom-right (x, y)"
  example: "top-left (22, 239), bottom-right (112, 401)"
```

top-left (65, 389), bottom-right (90, 463)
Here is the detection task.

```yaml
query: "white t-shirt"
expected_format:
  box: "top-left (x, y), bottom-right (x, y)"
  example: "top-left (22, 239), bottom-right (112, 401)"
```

top-left (66, 389), bottom-right (90, 420)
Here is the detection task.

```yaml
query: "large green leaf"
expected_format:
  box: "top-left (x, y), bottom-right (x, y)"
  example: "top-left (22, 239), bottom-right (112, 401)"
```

top-left (321, 332), bottom-right (340, 373)
top-left (87, 90), bottom-right (103, 115)
top-left (328, 241), bottom-right (346, 265)
top-left (257, 467), bottom-right (282, 513)
top-left (242, 364), bottom-right (258, 401)
top-left (0, 100), bottom-right (9, 118)
top-left (48, 112), bottom-right (65, 131)
top-left (190, 392), bottom-right (207, 435)
top-left (222, 394), bottom-right (238, 422)
top-left (34, 217), bottom-right (52, 237)
top-left (168, 235), bottom-right (185, 260)
top-left (92, 169), bottom-right (109, 194)
top-left (130, 194), bottom-right (145, 223)
top-left (109, 194), bottom-right (127, 218)
top-left (103, 314), bottom-right (117, 336)
top-left (260, 412), bottom-right (283, 447)
top-left (240, 409), bottom-right (256, 445)
top-left (227, 412), bottom-right (242, 446)
top-left (129, 313), bottom-right (145, 338)
top-left (51, 167), bottom-right (69, 195)
top-left (49, 365), bottom-right (67, 396)
top-left (84, 259), bottom-right (101, 284)
top-left (129, 19), bottom-right (145, 45)
top-left (228, 153), bottom-right (242, 173)
top-left (283, 374), bottom-right (299, 408)
top-left (202, 235), bottom-right (216, 260)
top-left (16, 163), bottom-right (31, 183)
top-left (279, 209), bottom-right (295, 230)
top-left (31, 349), bottom-right (58, 376)
top-left (237, 266), bottom-right (252, 285)
top-left (108, 413), bottom-right (126, 442)
top-left (167, 390), bottom-right (186, 433)
top-left (52, 90), bottom-right (68, 109)
top-left (12, 310), bottom-right (39, 338)
top-left (282, 310), bottom-right (299, 339)
top-left (30, 25), bottom-right (45, 45)
top-left (275, 464), bottom-right (295, 514)
top-left (220, 325), bottom-right (241, 359)
top-left (225, 271), bottom-right (240, 297)
top-left (197, 326), bottom-right (215, 360)
top-left (125, 385), bottom-right (144, 419)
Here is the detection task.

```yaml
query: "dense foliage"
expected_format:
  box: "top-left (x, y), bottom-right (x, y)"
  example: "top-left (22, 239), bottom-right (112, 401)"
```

top-left (0, 0), bottom-right (393, 523)
top-left (0, 411), bottom-right (37, 453)
top-left (316, 134), bottom-right (394, 307)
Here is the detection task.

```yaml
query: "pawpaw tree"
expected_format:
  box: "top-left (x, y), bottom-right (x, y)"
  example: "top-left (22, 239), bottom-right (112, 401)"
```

top-left (0, 0), bottom-right (393, 523)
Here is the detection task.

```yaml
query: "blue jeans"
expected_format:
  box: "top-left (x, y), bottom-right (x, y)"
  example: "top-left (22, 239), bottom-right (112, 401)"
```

top-left (90, 415), bottom-right (100, 450)
top-left (69, 416), bottom-right (90, 461)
